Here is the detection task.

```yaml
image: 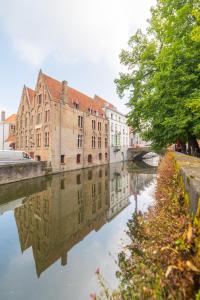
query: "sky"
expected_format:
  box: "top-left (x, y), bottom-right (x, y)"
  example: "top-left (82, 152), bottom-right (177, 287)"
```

top-left (0, 0), bottom-right (156, 117)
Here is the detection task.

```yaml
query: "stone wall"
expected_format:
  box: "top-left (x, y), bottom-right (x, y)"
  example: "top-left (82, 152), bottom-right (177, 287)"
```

top-left (0, 161), bottom-right (50, 185)
top-left (174, 152), bottom-right (200, 215)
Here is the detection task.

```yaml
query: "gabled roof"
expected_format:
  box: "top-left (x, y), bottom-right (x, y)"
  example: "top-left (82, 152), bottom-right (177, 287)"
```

top-left (5, 114), bottom-right (16, 123)
top-left (42, 72), bottom-right (110, 116)
top-left (26, 87), bottom-right (35, 105)
top-left (5, 134), bottom-right (15, 143)
top-left (94, 95), bottom-right (116, 110)
top-left (43, 73), bottom-right (62, 100)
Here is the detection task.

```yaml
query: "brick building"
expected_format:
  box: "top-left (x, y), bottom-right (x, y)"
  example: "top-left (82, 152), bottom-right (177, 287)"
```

top-left (16, 70), bottom-right (110, 171)
top-left (0, 111), bottom-right (16, 150)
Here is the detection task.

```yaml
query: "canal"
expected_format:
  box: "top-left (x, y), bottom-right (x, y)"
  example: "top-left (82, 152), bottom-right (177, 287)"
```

top-left (0, 161), bottom-right (157, 300)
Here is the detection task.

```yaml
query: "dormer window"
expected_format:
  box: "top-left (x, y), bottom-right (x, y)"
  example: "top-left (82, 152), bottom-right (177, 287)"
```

top-left (73, 101), bottom-right (79, 110)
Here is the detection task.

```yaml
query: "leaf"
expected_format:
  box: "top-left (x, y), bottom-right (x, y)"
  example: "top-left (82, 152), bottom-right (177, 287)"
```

top-left (186, 224), bottom-right (193, 243)
top-left (165, 265), bottom-right (178, 278)
top-left (186, 261), bottom-right (200, 273)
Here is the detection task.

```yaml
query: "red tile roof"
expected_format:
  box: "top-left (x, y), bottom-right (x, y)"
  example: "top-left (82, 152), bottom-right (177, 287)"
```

top-left (5, 114), bottom-right (16, 123)
top-left (43, 73), bottom-right (62, 100)
top-left (94, 95), bottom-right (116, 110)
top-left (42, 72), bottom-right (113, 117)
top-left (5, 134), bottom-right (15, 142)
top-left (27, 87), bottom-right (35, 105)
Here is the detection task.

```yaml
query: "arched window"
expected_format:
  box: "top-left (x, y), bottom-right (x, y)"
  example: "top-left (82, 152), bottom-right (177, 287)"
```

top-left (105, 152), bottom-right (108, 159)
top-left (88, 154), bottom-right (92, 163)
top-left (77, 154), bottom-right (81, 164)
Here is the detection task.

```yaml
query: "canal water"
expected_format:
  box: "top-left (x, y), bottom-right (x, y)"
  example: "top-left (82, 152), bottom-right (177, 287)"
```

top-left (0, 161), bottom-right (157, 300)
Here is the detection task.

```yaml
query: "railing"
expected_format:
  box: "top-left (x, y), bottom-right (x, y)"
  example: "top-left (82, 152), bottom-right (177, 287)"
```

top-left (113, 146), bottom-right (121, 152)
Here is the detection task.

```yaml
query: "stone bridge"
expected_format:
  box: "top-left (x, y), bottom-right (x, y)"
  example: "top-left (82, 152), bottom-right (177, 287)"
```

top-left (127, 146), bottom-right (152, 161)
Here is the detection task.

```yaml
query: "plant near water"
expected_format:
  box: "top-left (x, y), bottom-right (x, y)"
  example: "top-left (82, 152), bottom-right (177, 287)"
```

top-left (94, 153), bottom-right (200, 299)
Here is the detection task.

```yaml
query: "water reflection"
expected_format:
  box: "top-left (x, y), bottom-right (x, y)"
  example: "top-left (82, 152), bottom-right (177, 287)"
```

top-left (0, 161), bottom-right (156, 279)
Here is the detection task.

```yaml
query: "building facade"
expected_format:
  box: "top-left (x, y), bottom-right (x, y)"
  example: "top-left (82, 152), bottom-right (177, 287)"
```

top-left (129, 128), bottom-right (150, 147)
top-left (0, 111), bottom-right (16, 150)
top-left (16, 71), bottom-right (109, 171)
top-left (104, 107), bottom-right (129, 163)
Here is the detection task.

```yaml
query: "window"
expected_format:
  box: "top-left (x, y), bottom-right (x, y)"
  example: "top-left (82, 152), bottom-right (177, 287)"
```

top-left (92, 120), bottom-right (96, 130)
top-left (61, 155), bottom-right (65, 164)
top-left (30, 115), bottom-right (34, 126)
top-left (105, 123), bottom-right (108, 132)
top-left (78, 135), bottom-right (83, 148)
top-left (105, 137), bottom-right (108, 148)
top-left (111, 113), bottom-right (113, 119)
top-left (98, 137), bottom-right (101, 148)
top-left (88, 154), bottom-right (92, 163)
top-left (88, 170), bottom-right (93, 180)
top-left (45, 132), bottom-right (49, 147)
top-left (105, 152), bottom-right (108, 159)
top-left (111, 123), bottom-right (113, 132)
top-left (92, 136), bottom-right (96, 148)
top-left (77, 154), bottom-right (81, 164)
top-left (36, 132), bottom-right (41, 147)
top-left (99, 153), bottom-right (102, 160)
top-left (77, 189), bottom-right (82, 203)
top-left (78, 116), bottom-right (83, 128)
top-left (92, 184), bottom-right (96, 197)
top-left (61, 179), bottom-right (65, 190)
top-left (25, 135), bottom-right (28, 147)
top-left (99, 170), bottom-right (102, 177)
top-left (98, 122), bottom-right (101, 131)
top-left (98, 182), bottom-right (102, 194)
top-left (76, 174), bottom-right (81, 184)
top-left (38, 94), bottom-right (42, 105)
top-left (36, 113), bottom-right (41, 124)
top-left (74, 102), bottom-right (79, 109)
top-left (111, 135), bottom-right (114, 146)
top-left (45, 110), bottom-right (50, 122)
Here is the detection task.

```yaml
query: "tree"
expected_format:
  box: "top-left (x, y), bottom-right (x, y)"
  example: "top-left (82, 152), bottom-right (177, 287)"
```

top-left (115, 0), bottom-right (200, 153)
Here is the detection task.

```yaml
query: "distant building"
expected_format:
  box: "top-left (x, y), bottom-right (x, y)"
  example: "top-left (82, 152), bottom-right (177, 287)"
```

top-left (129, 128), bottom-right (150, 148)
top-left (0, 111), bottom-right (16, 150)
top-left (107, 163), bottom-right (130, 220)
top-left (102, 103), bottom-right (129, 163)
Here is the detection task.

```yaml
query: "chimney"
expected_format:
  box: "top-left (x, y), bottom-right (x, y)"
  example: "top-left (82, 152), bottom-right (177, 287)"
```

top-left (61, 80), bottom-right (68, 104)
top-left (61, 252), bottom-right (67, 266)
top-left (1, 111), bottom-right (5, 122)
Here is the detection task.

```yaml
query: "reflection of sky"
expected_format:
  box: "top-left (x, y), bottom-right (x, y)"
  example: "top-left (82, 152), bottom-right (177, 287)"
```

top-left (0, 180), bottom-right (156, 300)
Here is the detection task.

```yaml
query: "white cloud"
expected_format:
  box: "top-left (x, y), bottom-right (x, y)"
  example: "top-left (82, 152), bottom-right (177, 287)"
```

top-left (0, 0), bottom-right (156, 69)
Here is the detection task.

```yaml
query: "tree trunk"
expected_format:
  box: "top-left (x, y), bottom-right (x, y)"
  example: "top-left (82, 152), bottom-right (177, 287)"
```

top-left (188, 134), bottom-right (200, 156)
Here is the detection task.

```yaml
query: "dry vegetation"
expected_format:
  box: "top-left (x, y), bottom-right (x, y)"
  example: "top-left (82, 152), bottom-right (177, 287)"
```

top-left (94, 152), bottom-right (200, 300)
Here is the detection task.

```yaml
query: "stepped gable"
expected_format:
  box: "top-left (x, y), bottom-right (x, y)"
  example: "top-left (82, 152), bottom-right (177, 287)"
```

top-left (26, 87), bottom-right (35, 105)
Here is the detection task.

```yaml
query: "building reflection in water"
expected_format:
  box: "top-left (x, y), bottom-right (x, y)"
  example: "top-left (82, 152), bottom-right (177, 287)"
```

top-left (11, 162), bottom-right (155, 277)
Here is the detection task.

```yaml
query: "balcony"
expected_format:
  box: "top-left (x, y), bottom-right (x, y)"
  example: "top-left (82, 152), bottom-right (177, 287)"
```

top-left (113, 145), bottom-right (121, 152)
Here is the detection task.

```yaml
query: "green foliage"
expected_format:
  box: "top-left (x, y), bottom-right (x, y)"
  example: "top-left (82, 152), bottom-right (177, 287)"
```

top-left (115, 0), bottom-right (200, 150)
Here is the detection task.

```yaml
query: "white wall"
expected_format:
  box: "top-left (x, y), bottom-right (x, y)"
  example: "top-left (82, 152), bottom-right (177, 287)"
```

top-left (106, 109), bottom-right (129, 163)
top-left (0, 122), bottom-right (9, 150)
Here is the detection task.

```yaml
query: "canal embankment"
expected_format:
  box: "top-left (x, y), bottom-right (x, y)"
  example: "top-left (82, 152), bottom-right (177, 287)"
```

top-left (0, 161), bottom-right (51, 185)
top-left (97, 152), bottom-right (200, 300)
